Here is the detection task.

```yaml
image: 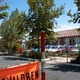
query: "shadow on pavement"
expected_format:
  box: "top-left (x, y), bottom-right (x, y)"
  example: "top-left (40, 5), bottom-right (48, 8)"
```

top-left (46, 63), bottom-right (80, 73)
top-left (3, 57), bottom-right (25, 60)
top-left (3, 56), bottom-right (36, 62)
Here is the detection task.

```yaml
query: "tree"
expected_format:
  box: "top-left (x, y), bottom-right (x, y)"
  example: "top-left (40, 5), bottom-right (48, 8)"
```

top-left (67, 0), bottom-right (80, 63)
top-left (0, 9), bottom-right (28, 53)
top-left (0, 0), bottom-right (9, 19)
top-left (67, 0), bottom-right (80, 33)
top-left (27, 0), bottom-right (64, 50)
top-left (74, 0), bottom-right (80, 11)
top-left (67, 0), bottom-right (80, 23)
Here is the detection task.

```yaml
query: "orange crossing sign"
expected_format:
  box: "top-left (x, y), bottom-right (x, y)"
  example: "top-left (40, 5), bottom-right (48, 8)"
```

top-left (0, 61), bottom-right (40, 80)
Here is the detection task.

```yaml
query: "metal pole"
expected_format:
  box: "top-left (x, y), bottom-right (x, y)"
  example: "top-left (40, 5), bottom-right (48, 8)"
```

top-left (41, 30), bottom-right (45, 80)
top-left (67, 52), bottom-right (68, 63)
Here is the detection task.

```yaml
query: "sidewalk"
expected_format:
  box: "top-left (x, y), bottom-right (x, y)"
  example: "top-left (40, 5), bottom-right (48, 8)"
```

top-left (46, 56), bottom-right (80, 67)
top-left (46, 57), bottom-right (73, 64)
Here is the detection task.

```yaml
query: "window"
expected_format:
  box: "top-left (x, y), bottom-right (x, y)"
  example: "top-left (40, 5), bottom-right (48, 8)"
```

top-left (65, 38), bottom-right (69, 45)
top-left (74, 37), bottom-right (80, 44)
top-left (58, 39), bottom-right (60, 45)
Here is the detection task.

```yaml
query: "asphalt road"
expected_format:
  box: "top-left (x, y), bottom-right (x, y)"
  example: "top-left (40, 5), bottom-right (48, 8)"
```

top-left (0, 55), bottom-right (80, 80)
top-left (0, 55), bottom-right (32, 68)
top-left (45, 63), bottom-right (80, 80)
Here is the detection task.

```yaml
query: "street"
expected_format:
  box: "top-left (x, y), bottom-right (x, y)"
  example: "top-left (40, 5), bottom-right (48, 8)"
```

top-left (0, 55), bottom-right (32, 68)
top-left (45, 63), bottom-right (80, 80)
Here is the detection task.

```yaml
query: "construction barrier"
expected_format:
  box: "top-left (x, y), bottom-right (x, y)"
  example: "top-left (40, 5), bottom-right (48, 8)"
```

top-left (0, 61), bottom-right (40, 80)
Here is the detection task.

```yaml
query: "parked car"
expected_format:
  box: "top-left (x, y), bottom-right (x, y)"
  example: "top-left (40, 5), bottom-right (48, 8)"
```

top-left (31, 45), bottom-right (52, 52)
top-left (61, 46), bottom-right (66, 53)
top-left (61, 45), bottom-right (79, 53)
top-left (45, 45), bottom-right (52, 52)
top-left (65, 46), bottom-right (72, 53)
top-left (70, 46), bottom-right (79, 53)
top-left (48, 45), bottom-right (62, 53)
top-left (56, 47), bottom-right (62, 53)
top-left (31, 47), bottom-right (41, 52)
top-left (31, 48), bottom-right (38, 52)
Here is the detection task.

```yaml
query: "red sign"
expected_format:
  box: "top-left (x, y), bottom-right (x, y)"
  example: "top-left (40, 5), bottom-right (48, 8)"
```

top-left (18, 48), bottom-right (23, 53)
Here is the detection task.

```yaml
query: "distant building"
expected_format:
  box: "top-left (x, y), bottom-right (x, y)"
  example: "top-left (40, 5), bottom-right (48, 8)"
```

top-left (23, 29), bottom-right (80, 46)
top-left (55, 29), bottom-right (80, 45)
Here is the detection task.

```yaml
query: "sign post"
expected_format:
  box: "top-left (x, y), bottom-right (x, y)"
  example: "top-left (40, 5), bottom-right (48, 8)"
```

top-left (41, 30), bottom-right (45, 80)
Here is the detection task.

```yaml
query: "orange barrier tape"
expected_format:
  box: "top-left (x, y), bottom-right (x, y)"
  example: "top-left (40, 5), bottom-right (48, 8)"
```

top-left (0, 61), bottom-right (40, 80)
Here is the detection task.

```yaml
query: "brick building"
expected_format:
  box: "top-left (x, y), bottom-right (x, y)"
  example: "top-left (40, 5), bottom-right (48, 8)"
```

top-left (55, 29), bottom-right (80, 45)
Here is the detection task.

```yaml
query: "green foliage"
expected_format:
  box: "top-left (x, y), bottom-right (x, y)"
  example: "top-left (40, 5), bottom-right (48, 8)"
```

top-left (77, 27), bottom-right (80, 31)
top-left (20, 51), bottom-right (50, 61)
top-left (0, 0), bottom-right (9, 19)
top-left (26, 40), bottom-right (33, 49)
top-left (29, 52), bottom-right (41, 60)
top-left (26, 38), bottom-right (38, 49)
top-left (0, 9), bottom-right (28, 40)
top-left (78, 44), bottom-right (80, 53)
top-left (67, 0), bottom-right (80, 23)
top-left (27, 41), bottom-right (32, 49)
top-left (0, 40), bottom-right (6, 52)
top-left (70, 44), bottom-right (80, 64)
top-left (74, 0), bottom-right (80, 11)
top-left (27, 0), bottom-right (64, 47)
top-left (70, 54), bottom-right (80, 64)
top-left (0, 8), bottom-right (28, 53)
top-left (20, 51), bottom-right (41, 61)
top-left (11, 42), bottom-right (21, 53)
top-left (0, 11), bottom-right (8, 19)
top-left (20, 51), bottom-right (29, 57)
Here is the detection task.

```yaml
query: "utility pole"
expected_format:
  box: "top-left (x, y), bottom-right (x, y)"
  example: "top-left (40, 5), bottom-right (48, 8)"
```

top-left (41, 30), bottom-right (45, 80)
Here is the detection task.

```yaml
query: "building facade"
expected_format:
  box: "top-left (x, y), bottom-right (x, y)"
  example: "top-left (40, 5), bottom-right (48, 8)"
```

top-left (55, 29), bottom-right (80, 45)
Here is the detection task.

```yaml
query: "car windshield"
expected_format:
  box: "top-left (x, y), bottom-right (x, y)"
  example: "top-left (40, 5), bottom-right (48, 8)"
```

top-left (45, 46), bottom-right (50, 49)
top-left (51, 46), bottom-right (58, 49)
top-left (70, 46), bottom-right (78, 49)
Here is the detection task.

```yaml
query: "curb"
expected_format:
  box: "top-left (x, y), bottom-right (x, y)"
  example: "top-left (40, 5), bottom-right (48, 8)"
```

top-left (18, 57), bottom-right (39, 61)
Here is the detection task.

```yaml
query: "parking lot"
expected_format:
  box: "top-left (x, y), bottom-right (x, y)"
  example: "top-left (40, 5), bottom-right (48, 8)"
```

top-left (46, 63), bottom-right (80, 80)
top-left (0, 55), bottom-right (32, 68)
top-left (32, 44), bottom-right (80, 54)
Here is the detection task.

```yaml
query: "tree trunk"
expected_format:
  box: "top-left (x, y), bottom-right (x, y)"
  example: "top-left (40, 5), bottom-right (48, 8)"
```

top-left (38, 35), bottom-right (40, 52)
top-left (8, 39), bottom-right (13, 54)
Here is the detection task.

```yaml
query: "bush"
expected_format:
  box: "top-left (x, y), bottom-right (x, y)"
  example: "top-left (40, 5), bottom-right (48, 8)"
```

top-left (29, 52), bottom-right (41, 61)
top-left (0, 40), bottom-right (7, 52)
top-left (20, 51), bottom-right (29, 57)
top-left (20, 51), bottom-right (49, 61)
top-left (20, 51), bottom-right (41, 59)
top-left (70, 54), bottom-right (80, 64)
top-left (11, 43), bottom-right (21, 53)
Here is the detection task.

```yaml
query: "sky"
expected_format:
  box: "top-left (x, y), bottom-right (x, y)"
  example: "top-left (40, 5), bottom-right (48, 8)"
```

top-left (1, 0), bottom-right (80, 32)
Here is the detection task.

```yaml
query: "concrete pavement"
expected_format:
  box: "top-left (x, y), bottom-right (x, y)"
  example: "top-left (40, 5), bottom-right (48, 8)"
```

top-left (46, 57), bottom-right (73, 64)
